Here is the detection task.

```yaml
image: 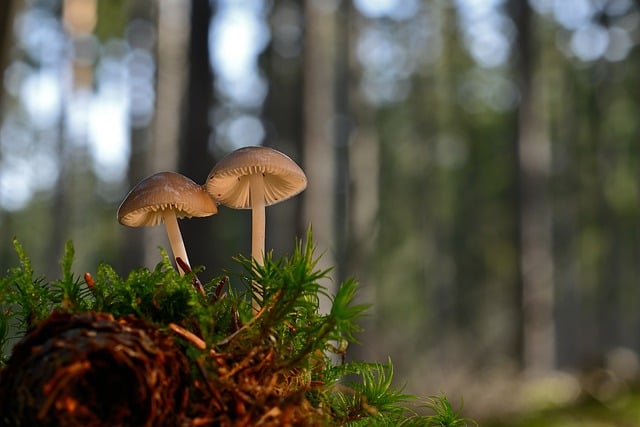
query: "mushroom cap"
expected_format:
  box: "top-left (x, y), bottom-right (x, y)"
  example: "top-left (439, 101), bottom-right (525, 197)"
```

top-left (205, 146), bottom-right (307, 209)
top-left (118, 172), bottom-right (218, 227)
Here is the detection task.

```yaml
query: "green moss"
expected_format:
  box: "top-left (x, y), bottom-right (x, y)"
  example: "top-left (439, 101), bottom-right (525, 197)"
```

top-left (0, 234), bottom-right (475, 426)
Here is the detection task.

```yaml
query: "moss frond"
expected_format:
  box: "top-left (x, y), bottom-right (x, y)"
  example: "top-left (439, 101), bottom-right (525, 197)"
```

top-left (0, 236), bottom-right (475, 426)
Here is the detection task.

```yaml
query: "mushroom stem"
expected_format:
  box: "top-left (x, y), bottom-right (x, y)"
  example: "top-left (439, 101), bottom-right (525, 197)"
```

top-left (249, 173), bottom-right (266, 264)
top-left (162, 211), bottom-right (189, 275)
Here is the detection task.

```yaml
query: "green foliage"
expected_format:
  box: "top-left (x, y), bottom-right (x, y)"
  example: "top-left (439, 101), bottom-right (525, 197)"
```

top-left (242, 236), bottom-right (369, 366)
top-left (1, 239), bottom-right (55, 329)
top-left (420, 395), bottom-right (478, 427)
top-left (319, 360), bottom-right (413, 425)
top-left (0, 239), bottom-right (195, 334)
top-left (0, 235), bottom-right (474, 425)
top-left (90, 250), bottom-right (196, 324)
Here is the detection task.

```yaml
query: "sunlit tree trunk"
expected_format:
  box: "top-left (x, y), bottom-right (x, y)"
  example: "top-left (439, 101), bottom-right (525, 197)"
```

top-left (122, 1), bottom-right (157, 273)
top-left (302, 0), bottom-right (337, 308)
top-left (510, 0), bottom-right (555, 374)
top-left (153, 0), bottom-right (189, 175)
top-left (134, 0), bottom-right (192, 272)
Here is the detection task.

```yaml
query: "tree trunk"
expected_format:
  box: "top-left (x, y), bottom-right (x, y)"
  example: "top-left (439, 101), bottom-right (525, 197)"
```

top-left (133, 0), bottom-right (192, 272)
top-left (261, 1), bottom-right (305, 259)
top-left (177, 0), bottom-right (218, 280)
top-left (510, 0), bottom-right (555, 374)
top-left (122, 1), bottom-right (157, 273)
top-left (153, 0), bottom-right (189, 173)
top-left (0, 0), bottom-right (16, 118)
top-left (333, 0), bottom-right (351, 285)
top-left (302, 0), bottom-right (337, 309)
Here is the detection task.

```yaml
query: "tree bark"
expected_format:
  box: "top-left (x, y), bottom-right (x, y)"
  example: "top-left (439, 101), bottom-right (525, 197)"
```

top-left (510, 0), bottom-right (555, 374)
top-left (153, 0), bottom-right (189, 173)
top-left (122, 1), bottom-right (157, 273)
top-left (177, 0), bottom-right (218, 280)
top-left (133, 0), bottom-right (192, 273)
top-left (260, 0), bottom-right (304, 259)
top-left (0, 0), bottom-right (17, 119)
top-left (333, 0), bottom-right (351, 285)
top-left (302, 0), bottom-right (337, 310)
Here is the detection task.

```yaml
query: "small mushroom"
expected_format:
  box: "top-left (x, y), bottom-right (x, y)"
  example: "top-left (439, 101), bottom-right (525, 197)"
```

top-left (205, 146), bottom-right (307, 264)
top-left (117, 171), bottom-right (218, 275)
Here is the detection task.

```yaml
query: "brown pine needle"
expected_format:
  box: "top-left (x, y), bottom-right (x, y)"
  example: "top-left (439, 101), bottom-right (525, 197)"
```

top-left (169, 323), bottom-right (206, 350)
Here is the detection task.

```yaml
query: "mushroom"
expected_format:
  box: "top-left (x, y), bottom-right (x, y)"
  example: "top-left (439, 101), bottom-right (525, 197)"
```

top-left (205, 146), bottom-right (307, 264)
top-left (117, 171), bottom-right (218, 275)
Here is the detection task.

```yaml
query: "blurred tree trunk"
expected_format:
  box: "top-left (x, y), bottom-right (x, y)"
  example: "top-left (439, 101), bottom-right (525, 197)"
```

top-left (178, 0), bottom-right (214, 182)
top-left (124, 134), bottom-right (152, 273)
top-left (121, 1), bottom-right (156, 273)
top-left (177, 0), bottom-right (217, 280)
top-left (345, 23), bottom-right (376, 285)
top-left (0, 0), bottom-right (18, 271)
top-left (589, 66), bottom-right (620, 354)
top-left (47, 122), bottom-right (72, 276)
top-left (333, 0), bottom-right (351, 285)
top-left (0, 0), bottom-right (17, 117)
top-left (152, 0), bottom-right (188, 174)
top-left (126, 109), bottom-right (151, 271)
top-left (261, 1), bottom-right (305, 259)
top-left (45, 6), bottom-right (70, 277)
top-left (510, 0), bottom-right (555, 374)
top-left (302, 0), bottom-right (337, 307)
top-left (552, 58), bottom-right (582, 369)
top-left (425, 3), bottom-right (461, 355)
top-left (344, 9), bottom-right (380, 364)
top-left (132, 0), bottom-right (191, 272)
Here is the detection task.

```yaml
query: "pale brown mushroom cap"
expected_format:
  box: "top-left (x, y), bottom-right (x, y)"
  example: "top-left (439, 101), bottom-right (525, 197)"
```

top-left (118, 172), bottom-right (218, 227)
top-left (205, 146), bottom-right (307, 208)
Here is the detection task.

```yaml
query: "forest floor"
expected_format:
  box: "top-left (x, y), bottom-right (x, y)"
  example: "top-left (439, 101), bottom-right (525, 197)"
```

top-left (482, 389), bottom-right (640, 427)
top-left (433, 366), bottom-right (640, 426)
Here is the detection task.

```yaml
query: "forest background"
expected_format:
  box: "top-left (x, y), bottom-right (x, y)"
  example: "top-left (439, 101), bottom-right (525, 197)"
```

top-left (0, 0), bottom-right (639, 423)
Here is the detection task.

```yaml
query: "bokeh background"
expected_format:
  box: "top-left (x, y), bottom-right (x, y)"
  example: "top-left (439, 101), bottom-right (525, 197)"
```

top-left (1, 0), bottom-right (640, 424)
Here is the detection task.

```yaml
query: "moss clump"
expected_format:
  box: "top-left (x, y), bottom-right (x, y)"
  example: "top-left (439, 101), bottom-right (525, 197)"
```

top-left (0, 236), bottom-right (475, 426)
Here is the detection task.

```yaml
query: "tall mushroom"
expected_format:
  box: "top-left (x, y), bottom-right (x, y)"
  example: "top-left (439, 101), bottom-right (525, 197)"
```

top-left (117, 171), bottom-right (218, 275)
top-left (205, 146), bottom-right (307, 265)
